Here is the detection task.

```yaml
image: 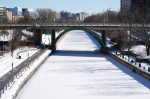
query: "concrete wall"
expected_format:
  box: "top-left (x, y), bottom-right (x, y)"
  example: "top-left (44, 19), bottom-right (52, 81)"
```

top-left (108, 52), bottom-right (150, 81)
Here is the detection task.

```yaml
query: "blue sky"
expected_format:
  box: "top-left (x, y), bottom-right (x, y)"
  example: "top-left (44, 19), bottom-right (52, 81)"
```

top-left (1, 0), bottom-right (120, 14)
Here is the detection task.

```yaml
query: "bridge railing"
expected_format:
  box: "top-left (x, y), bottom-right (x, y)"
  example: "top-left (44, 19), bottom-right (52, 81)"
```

top-left (0, 23), bottom-right (150, 28)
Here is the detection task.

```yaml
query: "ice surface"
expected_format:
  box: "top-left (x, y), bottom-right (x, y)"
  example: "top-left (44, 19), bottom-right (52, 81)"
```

top-left (15, 30), bottom-right (150, 99)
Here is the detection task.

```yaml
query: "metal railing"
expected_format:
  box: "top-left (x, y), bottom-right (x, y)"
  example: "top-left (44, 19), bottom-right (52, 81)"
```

top-left (0, 49), bottom-right (46, 98)
top-left (0, 23), bottom-right (150, 27)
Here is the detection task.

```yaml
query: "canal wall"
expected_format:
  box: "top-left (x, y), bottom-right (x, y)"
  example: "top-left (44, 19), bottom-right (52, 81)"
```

top-left (108, 51), bottom-right (150, 81)
top-left (12, 50), bottom-right (52, 99)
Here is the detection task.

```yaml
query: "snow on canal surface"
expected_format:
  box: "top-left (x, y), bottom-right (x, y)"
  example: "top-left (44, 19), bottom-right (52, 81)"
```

top-left (16, 30), bottom-right (150, 99)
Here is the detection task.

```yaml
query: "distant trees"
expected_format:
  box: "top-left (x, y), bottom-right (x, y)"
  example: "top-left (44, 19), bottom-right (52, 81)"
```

top-left (84, 10), bottom-right (119, 23)
top-left (18, 13), bottom-right (34, 23)
top-left (9, 30), bottom-right (26, 57)
top-left (133, 11), bottom-right (150, 55)
top-left (34, 8), bottom-right (56, 23)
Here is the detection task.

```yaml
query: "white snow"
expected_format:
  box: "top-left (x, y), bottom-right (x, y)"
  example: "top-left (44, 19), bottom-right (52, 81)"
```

top-left (0, 30), bottom-right (13, 41)
top-left (22, 30), bottom-right (33, 36)
top-left (131, 45), bottom-right (147, 57)
top-left (41, 31), bottom-right (62, 45)
top-left (41, 34), bottom-right (51, 45)
top-left (0, 47), bottom-right (38, 78)
top-left (0, 50), bottom-right (51, 99)
top-left (15, 30), bottom-right (150, 99)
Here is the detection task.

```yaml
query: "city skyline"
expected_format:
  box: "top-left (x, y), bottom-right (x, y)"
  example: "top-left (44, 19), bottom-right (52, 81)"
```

top-left (0, 0), bottom-right (120, 14)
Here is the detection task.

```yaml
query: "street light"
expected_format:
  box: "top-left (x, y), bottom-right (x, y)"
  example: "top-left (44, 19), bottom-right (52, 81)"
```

top-left (12, 62), bottom-right (14, 82)
top-left (44, 31), bottom-right (46, 50)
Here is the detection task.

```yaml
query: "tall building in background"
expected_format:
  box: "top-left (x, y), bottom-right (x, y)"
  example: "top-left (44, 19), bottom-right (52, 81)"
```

top-left (60, 11), bottom-right (89, 22)
top-left (121, 0), bottom-right (150, 13)
top-left (121, 0), bottom-right (131, 11)
top-left (131, 0), bottom-right (150, 13)
top-left (79, 12), bottom-right (89, 22)
top-left (6, 10), bottom-right (12, 22)
top-left (22, 8), bottom-right (34, 17)
top-left (7, 7), bottom-right (22, 16)
top-left (7, 7), bottom-right (34, 17)
top-left (0, 6), bottom-right (12, 22)
top-left (0, 6), bottom-right (6, 19)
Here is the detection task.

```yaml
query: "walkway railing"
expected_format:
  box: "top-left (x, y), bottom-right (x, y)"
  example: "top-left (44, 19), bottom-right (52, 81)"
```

top-left (0, 49), bottom-right (46, 98)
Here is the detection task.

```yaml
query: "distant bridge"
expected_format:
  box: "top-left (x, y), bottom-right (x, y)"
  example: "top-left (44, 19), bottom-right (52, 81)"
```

top-left (0, 23), bottom-right (149, 52)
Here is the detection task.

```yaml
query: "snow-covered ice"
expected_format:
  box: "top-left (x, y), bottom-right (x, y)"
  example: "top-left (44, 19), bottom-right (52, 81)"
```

top-left (16, 30), bottom-right (150, 99)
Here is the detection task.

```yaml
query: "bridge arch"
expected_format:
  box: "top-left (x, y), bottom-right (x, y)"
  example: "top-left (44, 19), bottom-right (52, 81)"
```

top-left (52, 27), bottom-right (107, 51)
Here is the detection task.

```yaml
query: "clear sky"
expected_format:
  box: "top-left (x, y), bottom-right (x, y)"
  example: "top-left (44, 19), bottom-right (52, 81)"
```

top-left (0, 0), bottom-right (120, 14)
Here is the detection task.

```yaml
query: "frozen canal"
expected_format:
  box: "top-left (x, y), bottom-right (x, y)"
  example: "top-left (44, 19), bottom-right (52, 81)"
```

top-left (16, 30), bottom-right (150, 99)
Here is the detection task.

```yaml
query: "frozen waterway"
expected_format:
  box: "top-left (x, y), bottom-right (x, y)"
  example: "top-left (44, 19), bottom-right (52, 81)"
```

top-left (16, 30), bottom-right (150, 99)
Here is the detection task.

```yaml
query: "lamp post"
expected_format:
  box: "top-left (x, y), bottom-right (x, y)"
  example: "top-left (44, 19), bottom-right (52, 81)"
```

top-left (28, 52), bottom-right (30, 67)
top-left (44, 31), bottom-right (46, 50)
top-left (2, 34), bottom-right (4, 56)
top-left (12, 62), bottom-right (14, 82)
top-left (0, 17), bottom-right (2, 24)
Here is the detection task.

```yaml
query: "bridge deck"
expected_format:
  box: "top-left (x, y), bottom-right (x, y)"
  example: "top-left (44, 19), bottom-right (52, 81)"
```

top-left (0, 23), bottom-right (150, 30)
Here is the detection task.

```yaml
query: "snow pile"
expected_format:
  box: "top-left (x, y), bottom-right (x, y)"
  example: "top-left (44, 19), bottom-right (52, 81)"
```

top-left (21, 36), bottom-right (27, 41)
top-left (0, 30), bottom-right (13, 41)
top-left (131, 45), bottom-right (147, 57)
top-left (22, 30), bottom-right (33, 36)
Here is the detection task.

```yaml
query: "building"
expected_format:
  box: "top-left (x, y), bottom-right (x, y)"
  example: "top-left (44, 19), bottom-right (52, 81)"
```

top-left (79, 12), bottom-right (89, 22)
top-left (121, 0), bottom-right (150, 13)
top-left (121, 0), bottom-right (131, 11)
top-left (60, 11), bottom-right (89, 22)
top-left (60, 11), bottom-right (70, 20)
top-left (0, 6), bottom-right (13, 23)
top-left (22, 8), bottom-right (29, 15)
top-left (7, 7), bottom-right (34, 17)
top-left (0, 6), bottom-right (6, 19)
top-left (131, 0), bottom-right (150, 13)
top-left (6, 10), bottom-right (12, 22)
top-left (22, 8), bottom-right (34, 17)
top-left (7, 7), bottom-right (22, 16)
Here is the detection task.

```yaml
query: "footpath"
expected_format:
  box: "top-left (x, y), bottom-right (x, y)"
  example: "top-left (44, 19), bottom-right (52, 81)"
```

top-left (0, 48), bottom-right (52, 99)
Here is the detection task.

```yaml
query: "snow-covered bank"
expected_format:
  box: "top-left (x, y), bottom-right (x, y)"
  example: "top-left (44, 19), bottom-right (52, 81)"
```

top-left (1, 50), bottom-right (52, 99)
top-left (0, 47), bottom-right (38, 78)
top-left (16, 30), bottom-right (150, 99)
top-left (94, 31), bottom-right (150, 76)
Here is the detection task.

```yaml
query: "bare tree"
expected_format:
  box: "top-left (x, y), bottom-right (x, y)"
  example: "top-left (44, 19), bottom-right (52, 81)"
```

top-left (135, 11), bottom-right (150, 56)
top-left (34, 8), bottom-right (55, 23)
top-left (9, 30), bottom-right (21, 57)
top-left (18, 13), bottom-right (34, 23)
